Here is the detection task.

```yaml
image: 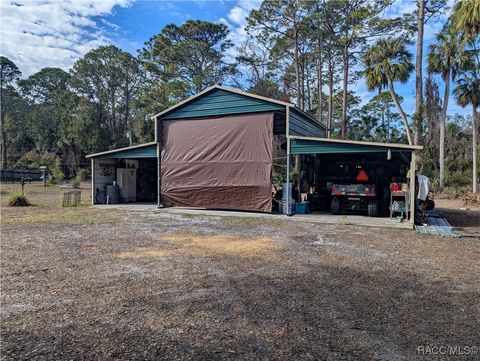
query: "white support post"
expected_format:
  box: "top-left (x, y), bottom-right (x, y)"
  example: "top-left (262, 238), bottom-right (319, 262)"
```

top-left (409, 150), bottom-right (416, 227)
top-left (157, 141), bottom-right (161, 208)
top-left (154, 113), bottom-right (158, 143)
top-left (286, 106), bottom-right (291, 216)
top-left (91, 158), bottom-right (95, 205)
top-left (156, 116), bottom-right (164, 208)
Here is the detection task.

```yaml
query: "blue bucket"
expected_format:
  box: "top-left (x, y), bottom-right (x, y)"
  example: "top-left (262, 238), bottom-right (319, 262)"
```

top-left (295, 201), bottom-right (310, 214)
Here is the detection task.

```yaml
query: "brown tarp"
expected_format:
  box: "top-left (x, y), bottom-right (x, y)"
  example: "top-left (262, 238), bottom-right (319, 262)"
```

top-left (161, 112), bottom-right (273, 212)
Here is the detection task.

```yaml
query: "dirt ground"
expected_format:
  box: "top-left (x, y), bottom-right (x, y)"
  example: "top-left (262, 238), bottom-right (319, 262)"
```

top-left (434, 198), bottom-right (480, 235)
top-left (1, 183), bottom-right (479, 360)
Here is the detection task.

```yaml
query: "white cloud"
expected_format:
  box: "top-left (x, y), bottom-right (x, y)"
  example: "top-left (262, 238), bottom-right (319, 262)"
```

top-left (0, 0), bottom-right (132, 77)
top-left (384, 0), bottom-right (417, 18)
top-left (228, 6), bottom-right (248, 25)
top-left (219, 0), bottom-right (261, 64)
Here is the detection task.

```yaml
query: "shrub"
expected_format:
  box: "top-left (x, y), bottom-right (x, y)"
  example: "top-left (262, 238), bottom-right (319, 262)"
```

top-left (71, 168), bottom-right (89, 188)
top-left (17, 150), bottom-right (64, 184)
top-left (439, 186), bottom-right (466, 199)
top-left (8, 190), bottom-right (31, 207)
top-left (446, 169), bottom-right (472, 188)
top-left (76, 168), bottom-right (90, 181)
top-left (462, 192), bottom-right (480, 207)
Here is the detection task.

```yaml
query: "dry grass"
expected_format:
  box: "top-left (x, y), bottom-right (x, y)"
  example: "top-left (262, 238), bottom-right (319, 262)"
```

top-left (462, 191), bottom-right (480, 207)
top-left (0, 182), bottom-right (117, 224)
top-left (114, 234), bottom-right (279, 261)
top-left (115, 247), bottom-right (174, 259)
top-left (164, 233), bottom-right (278, 258)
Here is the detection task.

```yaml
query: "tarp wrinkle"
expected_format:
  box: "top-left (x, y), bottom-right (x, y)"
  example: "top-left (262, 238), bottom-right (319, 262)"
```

top-left (161, 112), bottom-right (274, 212)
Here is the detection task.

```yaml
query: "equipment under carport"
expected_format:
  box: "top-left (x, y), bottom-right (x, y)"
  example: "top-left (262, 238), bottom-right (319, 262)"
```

top-left (328, 163), bottom-right (381, 217)
top-left (116, 167), bottom-right (136, 202)
top-left (331, 183), bottom-right (379, 217)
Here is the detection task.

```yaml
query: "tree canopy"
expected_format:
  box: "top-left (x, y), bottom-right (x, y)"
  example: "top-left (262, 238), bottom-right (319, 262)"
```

top-left (0, 2), bottom-right (478, 192)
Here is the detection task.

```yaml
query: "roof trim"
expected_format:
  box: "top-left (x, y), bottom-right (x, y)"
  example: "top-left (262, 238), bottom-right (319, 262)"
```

top-left (86, 142), bottom-right (157, 159)
top-left (150, 85), bottom-right (292, 120)
top-left (289, 135), bottom-right (423, 151)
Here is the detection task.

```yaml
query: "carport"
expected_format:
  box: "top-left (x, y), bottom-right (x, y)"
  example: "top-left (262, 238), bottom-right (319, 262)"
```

top-left (286, 136), bottom-right (423, 227)
top-left (88, 142), bottom-right (158, 205)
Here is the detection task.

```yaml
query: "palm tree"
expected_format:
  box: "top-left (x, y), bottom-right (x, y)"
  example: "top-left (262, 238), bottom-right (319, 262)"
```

top-left (454, 74), bottom-right (480, 193)
top-left (452, 0), bottom-right (480, 38)
top-left (451, 0), bottom-right (480, 193)
top-left (363, 37), bottom-right (414, 145)
top-left (427, 24), bottom-right (469, 189)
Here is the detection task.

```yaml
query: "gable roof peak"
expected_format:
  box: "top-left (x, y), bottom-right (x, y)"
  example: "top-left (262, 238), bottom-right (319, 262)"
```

top-left (150, 85), bottom-right (293, 120)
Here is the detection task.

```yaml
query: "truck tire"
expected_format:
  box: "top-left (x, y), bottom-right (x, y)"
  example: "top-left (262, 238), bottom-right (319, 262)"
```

top-left (331, 197), bottom-right (341, 215)
top-left (367, 199), bottom-right (379, 217)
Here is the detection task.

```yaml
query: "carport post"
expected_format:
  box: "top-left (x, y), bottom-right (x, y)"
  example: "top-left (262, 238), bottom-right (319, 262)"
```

top-left (156, 116), bottom-right (163, 208)
top-left (286, 106), bottom-right (291, 216)
top-left (91, 158), bottom-right (95, 205)
top-left (157, 142), bottom-right (161, 208)
top-left (409, 150), bottom-right (416, 226)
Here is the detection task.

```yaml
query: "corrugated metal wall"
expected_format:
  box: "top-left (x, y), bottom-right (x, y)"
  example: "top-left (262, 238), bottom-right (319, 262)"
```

top-left (160, 88), bottom-right (285, 120)
top-left (93, 159), bottom-right (116, 204)
top-left (289, 109), bottom-right (326, 138)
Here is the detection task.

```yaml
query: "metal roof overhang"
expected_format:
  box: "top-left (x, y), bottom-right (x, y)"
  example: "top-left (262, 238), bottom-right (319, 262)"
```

top-left (290, 136), bottom-right (422, 155)
top-left (86, 142), bottom-right (157, 159)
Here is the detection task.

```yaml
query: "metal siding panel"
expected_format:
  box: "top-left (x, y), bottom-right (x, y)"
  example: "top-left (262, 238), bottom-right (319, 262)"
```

top-left (289, 109), bottom-right (325, 137)
top-left (93, 158), bottom-right (116, 195)
top-left (161, 89), bottom-right (284, 120)
top-left (177, 99), bottom-right (280, 111)
top-left (290, 121), bottom-right (324, 137)
top-left (163, 105), bottom-right (282, 119)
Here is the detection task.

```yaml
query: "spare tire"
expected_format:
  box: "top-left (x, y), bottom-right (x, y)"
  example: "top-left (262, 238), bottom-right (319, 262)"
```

top-left (331, 197), bottom-right (341, 215)
top-left (367, 199), bottom-right (379, 217)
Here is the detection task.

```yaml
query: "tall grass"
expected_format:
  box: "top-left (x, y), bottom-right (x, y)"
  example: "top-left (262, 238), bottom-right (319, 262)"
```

top-left (8, 189), bottom-right (31, 207)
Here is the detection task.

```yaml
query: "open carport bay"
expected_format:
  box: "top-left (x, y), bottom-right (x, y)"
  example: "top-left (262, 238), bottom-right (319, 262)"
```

top-left (299, 152), bottom-right (410, 214)
top-left (287, 137), bottom-right (419, 226)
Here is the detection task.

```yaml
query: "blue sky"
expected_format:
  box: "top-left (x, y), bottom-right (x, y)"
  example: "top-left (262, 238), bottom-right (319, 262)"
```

top-left (0, 0), bottom-right (468, 117)
top-left (101, 1), bottom-right (236, 55)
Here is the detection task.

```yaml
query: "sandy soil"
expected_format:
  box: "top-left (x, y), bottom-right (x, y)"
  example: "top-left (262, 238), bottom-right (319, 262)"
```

top-left (1, 183), bottom-right (479, 360)
top-left (434, 198), bottom-right (480, 235)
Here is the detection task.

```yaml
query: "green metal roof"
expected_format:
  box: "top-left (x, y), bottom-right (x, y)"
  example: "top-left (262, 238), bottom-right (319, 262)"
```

top-left (87, 143), bottom-right (157, 159)
top-left (290, 139), bottom-right (413, 155)
top-left (159, 88), bottom-right (285, 120)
